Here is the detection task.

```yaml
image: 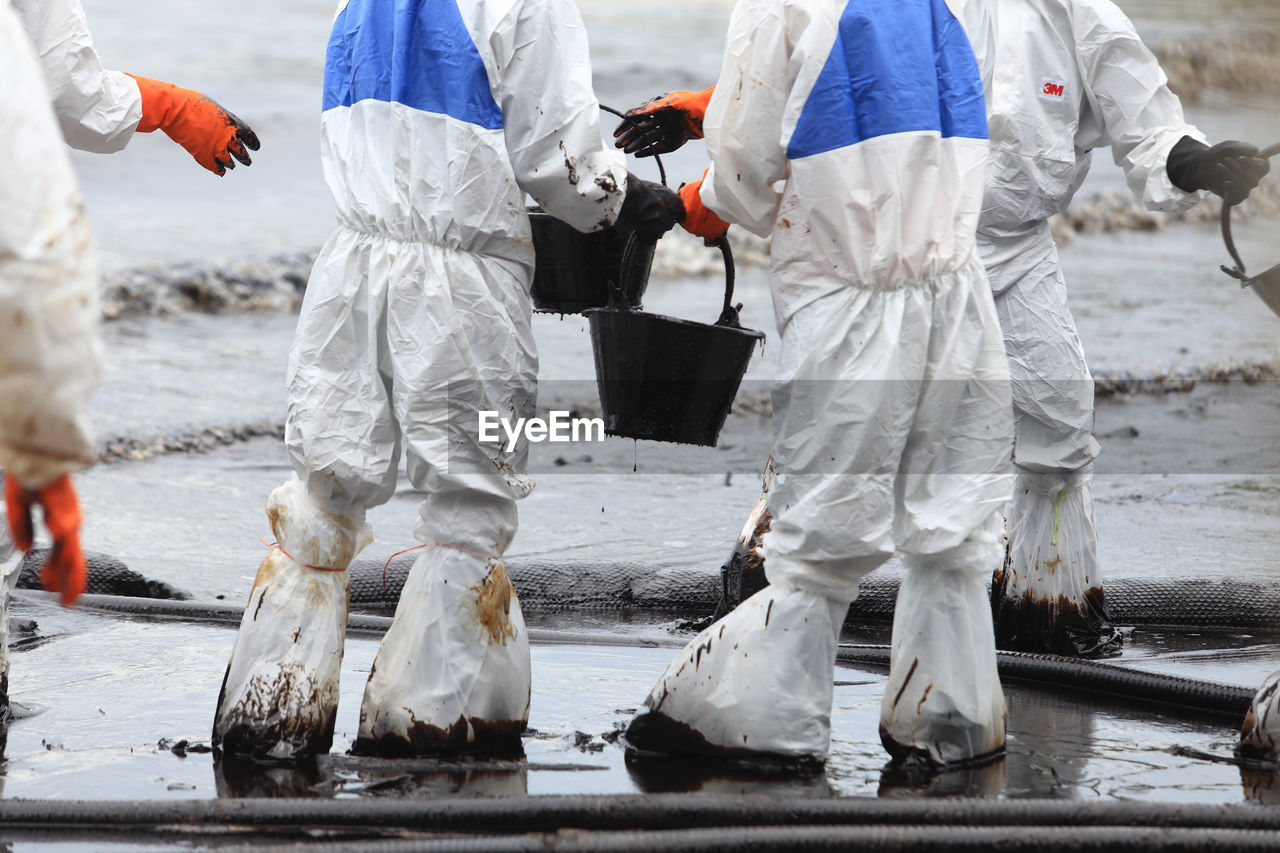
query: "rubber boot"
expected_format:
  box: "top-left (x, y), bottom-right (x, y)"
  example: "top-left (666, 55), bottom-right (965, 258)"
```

top-left (212, 480), bottom-right (371, 761)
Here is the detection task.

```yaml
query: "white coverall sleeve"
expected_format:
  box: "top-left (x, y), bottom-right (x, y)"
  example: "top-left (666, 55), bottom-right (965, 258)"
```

top-left (0, 5), bottom-right (101, 488)
top-left (10, 0), bottom-right (142, 153)
top-left (489, 0), bottom-right (626, 233)
top-left (700, 0), bottom-right (790, 238)
top-left (1073, 0), bottom-right (1205, 213)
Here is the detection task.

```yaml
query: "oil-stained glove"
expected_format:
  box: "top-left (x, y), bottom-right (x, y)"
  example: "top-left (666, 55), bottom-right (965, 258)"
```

top-left (613, 87), bottom-right (715, 157)
top-left (678, 173), bottom-right (730, 245)
top-left (4, 474), bottom-right (87, 607)
top-left (615, 174), bottom-right (685, 243)
top-left (126, 74), bottom-right (261, 176)
top-left (1166, 137), bottom-right (1270, 206)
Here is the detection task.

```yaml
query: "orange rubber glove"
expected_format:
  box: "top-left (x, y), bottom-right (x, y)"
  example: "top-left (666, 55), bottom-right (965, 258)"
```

top-left (4, 474), bottom-right (87, 607)
top-left (679, 173), bottom-right (730, 245)
top-left (127, 74), bottom-right (260, 176)
top-left (614, 87), bottom-right (715, 157)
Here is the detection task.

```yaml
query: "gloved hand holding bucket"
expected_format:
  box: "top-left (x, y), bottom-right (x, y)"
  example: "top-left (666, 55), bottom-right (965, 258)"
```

top-left (529, 117), bottom-right (682, 314)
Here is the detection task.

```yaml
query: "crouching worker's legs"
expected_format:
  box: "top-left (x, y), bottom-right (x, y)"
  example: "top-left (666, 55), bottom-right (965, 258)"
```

top-left (212, 479), bottom-right (372, 761)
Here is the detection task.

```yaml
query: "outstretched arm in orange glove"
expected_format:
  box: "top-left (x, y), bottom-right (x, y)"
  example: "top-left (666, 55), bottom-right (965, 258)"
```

top-left (679, 171), bottom-right (730, 245)
top-left (4, 474), bottom-right (86, 607)
top-left (614, 87), bottom-right (716, 157)
top-left (126, 74), bottom-right (260, 176)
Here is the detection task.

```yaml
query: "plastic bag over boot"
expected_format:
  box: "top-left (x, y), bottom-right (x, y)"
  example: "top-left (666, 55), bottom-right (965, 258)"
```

top-left (212, 479), bottom-right (371, 761)
top-left (354, 544), bottom-right (530, 756)
top-left (625, 580), bottom-right (848, 766)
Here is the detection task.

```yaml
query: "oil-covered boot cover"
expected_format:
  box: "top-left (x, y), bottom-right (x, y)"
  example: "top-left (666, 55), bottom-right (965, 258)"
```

top-left (991, 466), bottom-right (1121, 658)
top-left (714, 460), bottom-right (774, 620)
top-left (0, 536), bottom-right (17, 755)
top-left (354, 545), bottom-right (530, 756)
top-left (625, 581), bottom-right (847, 765)
top-left (880, 541), bottom-right (1007, 767)
top-left (1241, 669), bottom-right (1280, 756)
top-left (213, 479), bottom-right (371, 761)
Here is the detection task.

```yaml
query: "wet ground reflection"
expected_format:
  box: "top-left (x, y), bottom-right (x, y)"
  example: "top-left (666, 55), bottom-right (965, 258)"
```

top-left (0, 598), bottom-right (1261, 803)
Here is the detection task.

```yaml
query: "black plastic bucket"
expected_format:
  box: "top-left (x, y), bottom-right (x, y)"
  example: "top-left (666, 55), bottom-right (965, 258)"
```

top-left (585, 238), bottom-right (765, 447)
top-left (528, 138), bottom-right (666, 314)
top-left (529, 209), bottom-right (654, 313)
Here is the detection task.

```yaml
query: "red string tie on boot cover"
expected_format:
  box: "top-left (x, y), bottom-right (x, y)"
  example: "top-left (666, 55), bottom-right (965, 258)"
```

top-left (381, 542), bottom-right (500, 588)
top-left (258, 538), bottom-right (347, 572)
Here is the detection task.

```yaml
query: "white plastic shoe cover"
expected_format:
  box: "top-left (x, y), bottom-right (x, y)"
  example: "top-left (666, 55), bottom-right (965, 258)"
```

top-left (992, 466), bottom-right (1121, 657)
top-left (213, 479), bottom-right (371, 760)
top-left (355, 545), bottom-right (530, 755)
top-left (626, 581), bottom-right (847, 764)
top-left (880, 539), bottom-right (1007, 767)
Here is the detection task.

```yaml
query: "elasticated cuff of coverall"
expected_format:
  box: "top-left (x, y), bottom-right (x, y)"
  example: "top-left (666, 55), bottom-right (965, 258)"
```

top-left (1012, 463), bottom-right (1093, 499)
top-left (1150, 128), bottom-right (1210, 212)
top-left (267, 478), bottom-right (372, 569)
top-left (759, 545), bottom-right (879, 607)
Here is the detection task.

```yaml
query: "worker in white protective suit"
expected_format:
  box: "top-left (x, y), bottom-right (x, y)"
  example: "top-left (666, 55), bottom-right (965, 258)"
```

top-left (10, 0), bottom-right (259, 174)
top-left (623, 0), bottom-right (1016, 767)
top-left (0, 0), bottom-right (258, 754)
top-left (212, 0), bottom-right (682, 762)
top-left (616, 0), bottom-right (1272, 660)
top-left (958, 0), bottom-right (1269, 658)
top-left (0, 2), bottom-right (101, 753)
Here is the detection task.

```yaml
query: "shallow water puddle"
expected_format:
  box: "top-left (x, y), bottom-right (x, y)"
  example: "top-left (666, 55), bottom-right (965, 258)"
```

top-left (0, 601), bottom-right (1258, 804)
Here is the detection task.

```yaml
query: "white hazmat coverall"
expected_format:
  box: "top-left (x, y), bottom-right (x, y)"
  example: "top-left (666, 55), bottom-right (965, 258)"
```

top-left (0, 1), bottom-right (100, 748)
top-left (626, 0), bottom-right (1014, 766)
top-left (955, 0), bottom-right (1205, 657)
top-left (0, 0), bottom-right (132, 570)
top-left (9, 0), bottom-right (143, 153)
top-left (212, 0), bottom-right (629, 761)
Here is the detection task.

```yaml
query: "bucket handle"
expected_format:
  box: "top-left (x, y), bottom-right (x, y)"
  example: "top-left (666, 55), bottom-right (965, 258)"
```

top-left (613, 232), bottom-right (743, 327)
top-left (614, 230), bottom-right (652, 305)
top-left (1219, 141), bottom-right (1280, 285)
top-left (600, 102), bottom-right (667, 308)
top-left (600, 104), bottom-right (667, 187)
top-left (711, 235), bottom-right (743, 328)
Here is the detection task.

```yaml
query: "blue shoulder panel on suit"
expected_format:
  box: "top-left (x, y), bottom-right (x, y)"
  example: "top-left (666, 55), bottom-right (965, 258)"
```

top-left (323, 0), bottom-right (503, 130)
top-left (787, 0), bottom-right (987, 160)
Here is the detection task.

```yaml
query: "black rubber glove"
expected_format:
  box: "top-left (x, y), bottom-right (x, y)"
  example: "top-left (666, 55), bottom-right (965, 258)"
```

top-left (614, 174), bottom-right (685, 243)
top-left (1166, 136), bottom-right (1270, 205)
